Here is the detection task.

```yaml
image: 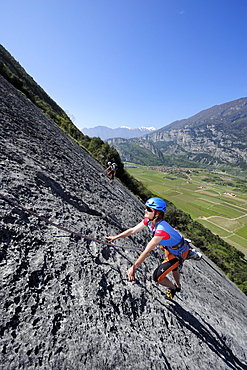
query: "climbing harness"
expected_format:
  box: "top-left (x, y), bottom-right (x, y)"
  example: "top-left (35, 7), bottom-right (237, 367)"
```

top-left (0, 192), bottom-right (143, 251)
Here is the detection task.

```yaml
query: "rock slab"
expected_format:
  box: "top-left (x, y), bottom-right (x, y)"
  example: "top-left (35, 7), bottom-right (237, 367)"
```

top-left (0, 75), bottom-right (247, 369)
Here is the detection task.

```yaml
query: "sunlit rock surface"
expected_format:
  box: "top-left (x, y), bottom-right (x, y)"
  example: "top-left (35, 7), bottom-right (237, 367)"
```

top-left (0, 76), bottom-right (246, 369)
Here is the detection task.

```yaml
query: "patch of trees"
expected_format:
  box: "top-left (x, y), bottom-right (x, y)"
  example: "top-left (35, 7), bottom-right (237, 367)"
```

top-left (118, 142), bottom-right (164, 166)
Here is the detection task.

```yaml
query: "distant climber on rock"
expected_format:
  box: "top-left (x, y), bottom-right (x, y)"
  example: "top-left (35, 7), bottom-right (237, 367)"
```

top-left (106, 197), bottom-right (190, 300)
top-left (103, 161), bottom-right (118, 184)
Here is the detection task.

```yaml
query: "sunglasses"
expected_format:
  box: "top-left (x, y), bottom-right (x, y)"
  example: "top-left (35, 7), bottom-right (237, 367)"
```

top-left (145, 206), bottom-right (154, 212)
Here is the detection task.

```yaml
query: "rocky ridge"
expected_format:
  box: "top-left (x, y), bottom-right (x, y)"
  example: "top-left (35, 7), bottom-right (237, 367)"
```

top-left (108, 98), bottom-right (247, 165)
top-left (143, 124), bottom-right (247, 163)
top-left (0, 75), bottom-right (247, 369)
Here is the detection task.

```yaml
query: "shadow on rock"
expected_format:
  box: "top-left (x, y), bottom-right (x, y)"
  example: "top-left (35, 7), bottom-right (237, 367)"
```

top-left (168, 302), bottom-right (246, 370)
top-left (36, 172), bottom-right (101, 216)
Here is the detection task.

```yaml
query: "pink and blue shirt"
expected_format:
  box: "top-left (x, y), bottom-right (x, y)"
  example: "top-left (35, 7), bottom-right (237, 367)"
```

top-left (143, 218), bottom-right (188, 255)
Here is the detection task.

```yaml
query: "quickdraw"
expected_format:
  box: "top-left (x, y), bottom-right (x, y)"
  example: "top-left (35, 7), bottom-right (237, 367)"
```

top-left (0, 192), bottom-right (143, 251)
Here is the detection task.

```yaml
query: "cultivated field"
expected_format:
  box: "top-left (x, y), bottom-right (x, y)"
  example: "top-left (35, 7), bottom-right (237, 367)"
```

top-left (125, 165), bottom-right (247, 257)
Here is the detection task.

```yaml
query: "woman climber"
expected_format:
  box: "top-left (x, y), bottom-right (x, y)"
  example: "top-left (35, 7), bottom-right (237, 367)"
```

top-left (106, 197), bottom-right (189, 299)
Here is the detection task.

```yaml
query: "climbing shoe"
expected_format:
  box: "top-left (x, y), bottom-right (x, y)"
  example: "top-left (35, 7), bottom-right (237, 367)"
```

top-left (187, 248), bottom-right (202, 261)
top-left (165, 286), bottom-right (181, 300)
top-left (165, 288), bottom-right (177, 300)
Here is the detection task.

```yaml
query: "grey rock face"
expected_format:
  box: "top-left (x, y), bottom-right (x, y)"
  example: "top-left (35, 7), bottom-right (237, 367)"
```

top-left (0, 75), bottom-right (247, 369)
top-left (109, 126), bottom-right (247, 164)
top-left (145, 126), bottom-right (247, 163)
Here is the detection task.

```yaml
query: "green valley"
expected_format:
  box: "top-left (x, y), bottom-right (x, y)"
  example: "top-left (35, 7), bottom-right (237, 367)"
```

top-left (125, 165), bottom-right (247, 257)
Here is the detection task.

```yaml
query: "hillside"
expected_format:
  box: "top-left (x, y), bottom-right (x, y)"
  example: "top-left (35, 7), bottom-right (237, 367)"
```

top-left (155, 98), bottom-right (247, 133)
top-left (1, 75), bottom-right (247, 369)
top-left (108, 98), bottom-right (247, 168)
top-left (0, 45), bottom-right (67, 119)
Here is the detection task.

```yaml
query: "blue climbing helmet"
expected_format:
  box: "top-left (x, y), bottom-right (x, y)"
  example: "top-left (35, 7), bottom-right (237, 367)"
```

top-left (145, 197), bottom-right (166, 212)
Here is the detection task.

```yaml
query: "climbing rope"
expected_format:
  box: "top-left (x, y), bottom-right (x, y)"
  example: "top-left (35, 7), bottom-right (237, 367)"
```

top-left (0, 192), bottom-right (143, 251)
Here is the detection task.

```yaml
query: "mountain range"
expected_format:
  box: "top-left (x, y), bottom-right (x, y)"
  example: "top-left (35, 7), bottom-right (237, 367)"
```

top-left (1, 74), bottom-right (247, 370)
top-left (82, 125), bottom-right (157, 140)
top-left (107, 98), bottom-right (247, 167)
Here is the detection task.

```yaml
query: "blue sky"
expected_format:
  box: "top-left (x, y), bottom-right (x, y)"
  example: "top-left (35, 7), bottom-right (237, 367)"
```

top-left (1, 0), bottom-right (247, 130)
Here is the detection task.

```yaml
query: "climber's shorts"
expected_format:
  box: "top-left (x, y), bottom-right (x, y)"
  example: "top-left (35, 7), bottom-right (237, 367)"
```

top-left (108, 170), bottom-right (114, 179)
top-left (153, 248), bottom-right (189, 283)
